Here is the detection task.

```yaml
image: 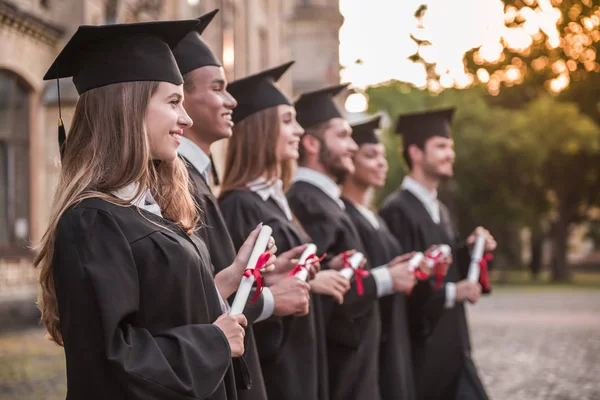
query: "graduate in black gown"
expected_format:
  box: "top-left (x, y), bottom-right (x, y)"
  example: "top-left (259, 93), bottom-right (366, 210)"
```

top-left (341, 115), bottom-right (418, 400)
top-left (35, 20), bottom-right (276, 400)
top-left (217, 63), bottom-right (350, 400)
top-left (172, 13), bottom-right (269, 398)
top-left (288, 85), bottom-right (414, 400)
top-left (379, 108), bottom-right (497, 400)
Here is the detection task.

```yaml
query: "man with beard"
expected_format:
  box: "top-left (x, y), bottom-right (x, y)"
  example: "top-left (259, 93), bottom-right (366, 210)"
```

top-left (172, 12), bottom-right (312, 400)
top-left (287, 85), bottom-right (412, 400)
top-left (379, 108), bottom-right (497, 400)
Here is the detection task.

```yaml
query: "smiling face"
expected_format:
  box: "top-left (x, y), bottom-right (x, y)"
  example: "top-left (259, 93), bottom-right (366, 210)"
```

top-left (145, 82), bottom-right (193, 162)
top-left (422, 136), bottom-right (456, 178)
top-left (182, 65), bottom-right (237, 145)
top-left (319, 117), bottom-right (358, 181)
top-left (351, 142), bottom-right (389, 189)
top-left (275, 104), bottom-right (304, 162)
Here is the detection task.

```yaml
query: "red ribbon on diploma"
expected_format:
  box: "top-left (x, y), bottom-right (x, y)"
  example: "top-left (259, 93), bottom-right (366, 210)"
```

top-left (433, 263), bottom-right (447, 290)
top-left (414, 268), bottom-right (428, 281)
top-left (406, 257), bottom-right (429, 296)
top-left (342, 251), bottom-right (350, 270)
top-left (244, 252), bottom-right (271, 303)
top-left (425, 251), bottom-right (448, 290)
top-left (288, 253), bottom-right (327, 278)
top-left (355, 269), bottom-right (369, 295)
top-left (479, 253), bottom-right (493, 291)
top-left (342, 252), bottom-right (370, 295)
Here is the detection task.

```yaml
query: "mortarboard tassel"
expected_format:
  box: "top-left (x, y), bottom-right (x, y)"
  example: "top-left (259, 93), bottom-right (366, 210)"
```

top-left (58, 118), bottom-right (66, 160)
top-left (56, 76), bottom-right (66, 159)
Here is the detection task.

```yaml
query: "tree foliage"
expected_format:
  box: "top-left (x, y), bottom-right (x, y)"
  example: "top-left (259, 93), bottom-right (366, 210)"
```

top-left (366, 81), bottom-right (600, 279)
top-left (465, 0), bottom-right (600, 123)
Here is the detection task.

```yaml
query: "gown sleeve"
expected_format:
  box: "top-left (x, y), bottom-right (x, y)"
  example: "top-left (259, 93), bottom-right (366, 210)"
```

top-left (54, 207), bottom-right (231, 400)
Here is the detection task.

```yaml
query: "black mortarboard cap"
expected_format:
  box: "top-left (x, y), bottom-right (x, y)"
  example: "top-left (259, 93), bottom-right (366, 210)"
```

top-left (173, 10), bottom-right (222, 75)
top-left (295, 84), bottom-right (349, 129)
top-left (44, 19), bottom-right (200, 94)
top-left (352, 115), bottom-right (382, 146)
top-left (395, 107), bottom-right (455, 149)
top-left (228, 61), bottom-right (294, 124)
top-left (43, 19), bottom-right (199, 159)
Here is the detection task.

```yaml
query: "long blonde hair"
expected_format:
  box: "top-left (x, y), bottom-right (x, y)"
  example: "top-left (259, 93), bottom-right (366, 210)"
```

top-left (34, 81), bottom-right (198, 345)
top-left (220, 106), bottom-right (294, 196)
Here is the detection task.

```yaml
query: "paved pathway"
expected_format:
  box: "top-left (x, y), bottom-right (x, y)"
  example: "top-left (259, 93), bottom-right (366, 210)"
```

top-left (469, 289), bottom-right (600, 400)
top-left (0, 288), bottom-right (598, 399)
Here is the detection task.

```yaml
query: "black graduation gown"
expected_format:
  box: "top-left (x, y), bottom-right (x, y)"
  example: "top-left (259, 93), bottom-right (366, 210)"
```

top-left (184, 159), bottom-right (268, 400)
top-left (379, 189), bottom-right (488, 400)
top-left (53, 198), bottom-right (236, 400)
top-left (219, 189), bottom-right (327, 400)
top-left (343, 199), bottom-right (416, 400)
top-left (287, 181), bottom-right (382, 400)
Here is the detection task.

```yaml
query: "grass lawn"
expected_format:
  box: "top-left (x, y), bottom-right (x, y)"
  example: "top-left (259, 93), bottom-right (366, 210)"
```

top-left (491, 270), bottom-right (600, 291)
top-left (0, 329), bottom-right (66, 400)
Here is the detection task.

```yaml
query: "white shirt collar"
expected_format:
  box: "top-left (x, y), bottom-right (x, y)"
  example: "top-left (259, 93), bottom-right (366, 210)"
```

top-left (292, 167), bottom-right (345, 209)
top-left (401, 175), bottom-right (440, 223)
top-left (112, 183), bottom-right (163, 217)
top-left (355, 203), bottom-right (380, 229)
top-left (248, 177), bottom-right (293, 221)
top-left (178, 136), bottom-right (212, 182)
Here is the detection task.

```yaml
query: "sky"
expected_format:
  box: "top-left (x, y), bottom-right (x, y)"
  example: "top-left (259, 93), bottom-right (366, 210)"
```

top-left (338, 0), bottom-right (561, 91)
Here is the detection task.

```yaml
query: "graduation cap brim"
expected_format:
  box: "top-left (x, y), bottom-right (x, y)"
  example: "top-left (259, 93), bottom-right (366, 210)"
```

top-left (351, 115), bottom-right (382, 146)
top-left (228, 61), bottom-right (294, 123)
top-left (295, 83), bottom-right (349, 129)
top-left (173, 10), bottom-right (222, 75)
top-left (395, 107), bottom-right (455, 149)
top-left (43, 19), bottom-right (200, 93)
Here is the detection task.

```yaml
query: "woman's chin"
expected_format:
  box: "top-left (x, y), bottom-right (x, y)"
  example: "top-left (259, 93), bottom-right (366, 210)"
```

top-left (283, 149), bottom-right (299, 162)
top-left (153, 150), bottom-right (178, 163)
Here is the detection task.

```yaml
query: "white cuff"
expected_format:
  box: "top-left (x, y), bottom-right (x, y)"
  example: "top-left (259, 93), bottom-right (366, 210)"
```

top-left (255, 287), bottom-right (275, 322)
top-left (372, 265), bottom-right (394, 298)
top-left (445, 282), bottom-right (456, 309)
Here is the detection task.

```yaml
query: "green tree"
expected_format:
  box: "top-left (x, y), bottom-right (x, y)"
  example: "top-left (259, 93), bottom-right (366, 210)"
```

top-left (403, 0), bottom-right (600, 281)
top-left (521, 98), bottom-right (600, 281)
top-left (465, 0), bottom-right (600, 122)
top-left (366, 81), bottom-right (600, 280)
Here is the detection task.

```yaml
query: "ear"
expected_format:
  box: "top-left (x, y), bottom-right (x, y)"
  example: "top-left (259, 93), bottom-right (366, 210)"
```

top-left (301, 134), bottom-right (321, 156)
top-left (407, 144), bottom-right (423, 166)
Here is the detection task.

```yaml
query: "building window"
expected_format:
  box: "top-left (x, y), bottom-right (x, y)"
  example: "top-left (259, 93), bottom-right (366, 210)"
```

top-left (0, 70), bottom-right (30, 257)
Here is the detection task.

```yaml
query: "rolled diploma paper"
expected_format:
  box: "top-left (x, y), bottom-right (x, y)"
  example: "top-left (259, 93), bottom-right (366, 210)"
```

top-left (230, 225), bottom-right (274, 315)
top-left (294, 243), bottom-right (318, 282)
top-left (408, 252), bottom-right (425, 272)
top-left (424, 245), bottom-right (452, 268)
top-left (339, 252), bottom-right (365, 280)
top-left (467, 234), bottom-right (486, 283)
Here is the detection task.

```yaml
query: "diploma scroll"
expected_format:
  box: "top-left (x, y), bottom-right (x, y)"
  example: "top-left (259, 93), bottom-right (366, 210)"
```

top-left (230, 225), bottom-right (273, 316)
top-left (408, 252), bottom-right (425, 272)
top-left (339, 252), bottom-right (365, 280)
top-left (293, 244), bottom-right (318, 281)
top-left (467, 234), bottom-right (486, 283)
top-left (424, 245), bottom-right (452, 267)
